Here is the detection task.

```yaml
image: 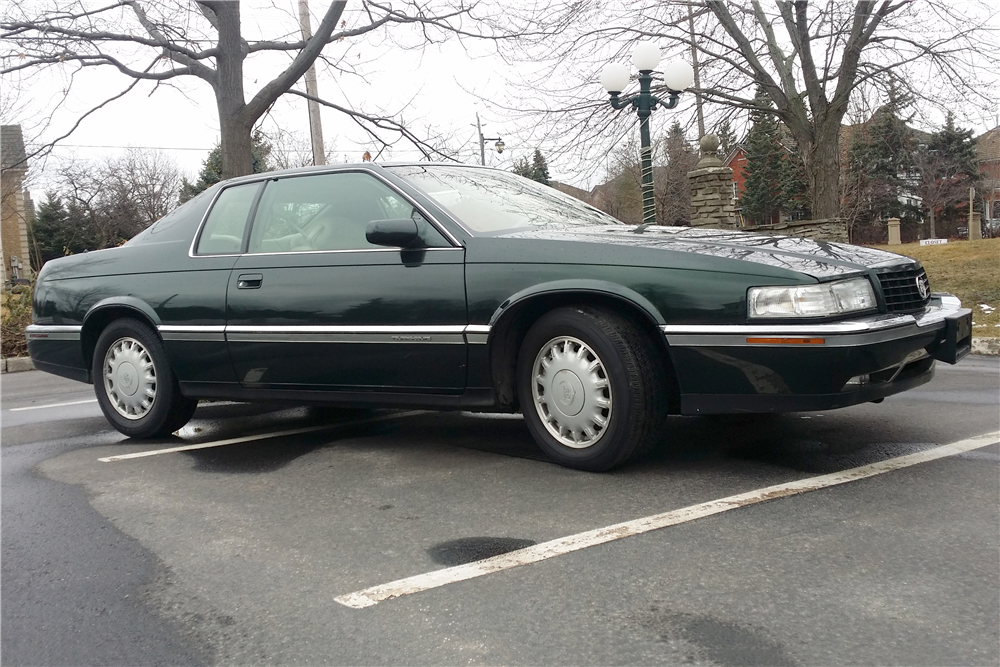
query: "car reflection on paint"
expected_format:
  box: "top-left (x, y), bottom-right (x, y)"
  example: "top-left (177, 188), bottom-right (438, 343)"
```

top-left (27, 163), bottom-right (973, 470)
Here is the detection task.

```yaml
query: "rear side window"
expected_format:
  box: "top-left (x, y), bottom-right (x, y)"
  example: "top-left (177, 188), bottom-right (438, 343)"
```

top-left (194, 184), bottom-right (260, 255)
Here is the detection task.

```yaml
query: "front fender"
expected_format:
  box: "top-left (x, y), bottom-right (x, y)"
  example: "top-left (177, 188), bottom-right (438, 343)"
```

top-left (488, 279), bottom-right (666, 327)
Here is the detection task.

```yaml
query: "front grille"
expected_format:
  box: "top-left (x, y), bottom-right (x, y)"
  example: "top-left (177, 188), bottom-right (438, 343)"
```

top-left (876, 265), bottom-right (930, 313)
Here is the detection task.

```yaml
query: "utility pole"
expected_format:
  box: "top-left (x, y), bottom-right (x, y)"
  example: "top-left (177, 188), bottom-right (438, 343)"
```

top-left (476, 113), bottom-right (486, 166)
top-left (298, 0), bottom-right (326, 166)
top-left (688, 4), bottom-right (705, 138)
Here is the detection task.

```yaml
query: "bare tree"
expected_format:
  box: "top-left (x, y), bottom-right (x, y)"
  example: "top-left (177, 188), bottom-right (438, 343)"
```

top-left (263, 125), bottom-right (337, 171)
top-left (2, 1), bottom-right (511, 178)
top-left (54, 148), bottom-right (182, 250)
top-left (592, 138), bottom-right (643, 224)
top-left (655, 121), bottom-right (698, 225)
top-left (496, 1), bottom-right (997, 219)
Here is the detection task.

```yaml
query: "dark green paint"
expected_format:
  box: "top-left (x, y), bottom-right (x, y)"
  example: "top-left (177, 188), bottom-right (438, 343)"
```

top-left (27, 162), bottom-right (959, 416)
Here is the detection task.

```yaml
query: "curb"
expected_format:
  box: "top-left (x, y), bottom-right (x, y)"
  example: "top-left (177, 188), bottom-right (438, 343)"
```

top-left (1, 357), bottom-right (36, 373)
top-left (971, 337), bottom-right (1000, 356)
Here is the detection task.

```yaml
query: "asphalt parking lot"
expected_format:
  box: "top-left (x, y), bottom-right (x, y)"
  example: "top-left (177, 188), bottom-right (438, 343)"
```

top-left (2, 357), bottom-right (999, 665)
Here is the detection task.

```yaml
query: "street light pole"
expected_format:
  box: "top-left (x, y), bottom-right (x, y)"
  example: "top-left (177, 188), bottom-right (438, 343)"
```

top-left (475, 113), bottom-right (505, 166)
top-left (602, 44), bottom-right (693, 226)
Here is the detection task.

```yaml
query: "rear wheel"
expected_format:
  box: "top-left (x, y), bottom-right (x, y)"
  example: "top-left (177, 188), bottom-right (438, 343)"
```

top-left (517, 306), bottom-right (669, 471)
top-left (92, 319), bottom-right (197, 438)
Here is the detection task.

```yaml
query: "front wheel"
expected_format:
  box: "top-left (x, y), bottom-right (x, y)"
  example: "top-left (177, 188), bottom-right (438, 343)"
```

top-left (92, 319), bottom-right (198, 438)
top-left (517, 307), bottom-right (669, 471)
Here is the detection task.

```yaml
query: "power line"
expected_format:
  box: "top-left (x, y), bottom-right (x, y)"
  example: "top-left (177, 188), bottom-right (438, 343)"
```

top-left (51, 143), bottom-right (212, 151)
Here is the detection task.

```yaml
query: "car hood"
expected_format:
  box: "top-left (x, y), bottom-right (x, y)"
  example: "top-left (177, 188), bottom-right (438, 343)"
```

top-left (498, 225), bottom-right (915, 279)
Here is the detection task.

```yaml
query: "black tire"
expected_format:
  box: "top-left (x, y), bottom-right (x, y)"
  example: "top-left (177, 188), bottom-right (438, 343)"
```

top-left (516, 306), bottom-right (670, 471)
top-left (92, 318), bottom-right (198, 438)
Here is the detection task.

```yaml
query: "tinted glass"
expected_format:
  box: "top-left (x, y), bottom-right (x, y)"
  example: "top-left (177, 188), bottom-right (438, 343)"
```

top-left (194, 183), bottom-right (260, 255)
top-left (387, 165), bottom-right (623, 234)
top-left (248, 171), bottom-right (449, 253)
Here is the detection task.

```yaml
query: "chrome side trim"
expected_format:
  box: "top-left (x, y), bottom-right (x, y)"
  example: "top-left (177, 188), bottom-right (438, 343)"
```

top-left (159, 325), bottom-right (226, 332)
top-left (158, 325), bottom-right (227, 342)
top-left (159, 323), bottom-right (492, 344)
top-left (226, 332), bottom-right (465, 344)
top-left (225, 324), bottom-right (473, 345)
top-left (662, 297), bottom-right (967, 348)
top-left (25, 324), bottom-right (82, 341)
top-left (226, 325), bottom-right (467, 334)
top-left (660, 317), bottom-right (913, 336)
top-left (240, 247), bottom-right (462, 258)
top-left (664, 326), bottom-right (937, 348)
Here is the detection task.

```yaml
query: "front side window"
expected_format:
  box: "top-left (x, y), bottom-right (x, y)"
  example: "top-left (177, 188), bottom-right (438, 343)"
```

top-left (194, 183), bottom-right (260, 255)
top-left (248, 171), bottom-right (449, 253)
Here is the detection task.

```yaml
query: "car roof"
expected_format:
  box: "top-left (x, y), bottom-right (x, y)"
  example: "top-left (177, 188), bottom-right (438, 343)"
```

top-left (223, 161), bottom-right (501, 186)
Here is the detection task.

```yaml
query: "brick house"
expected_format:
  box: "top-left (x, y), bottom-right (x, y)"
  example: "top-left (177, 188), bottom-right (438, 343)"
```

top-left (976, 126), bottom-right (1000, 226)
top-left (723, 143), bottom-right (793, 227)
top-left (1, 125), bottom-right (34, 288)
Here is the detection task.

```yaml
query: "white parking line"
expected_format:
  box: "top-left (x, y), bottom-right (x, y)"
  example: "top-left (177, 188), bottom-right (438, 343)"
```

top-left (9, 398), bottom-right (98, 412)
top-left (98, 411), bottom-right (427, 462)
top-left (335, 430), bottom-right (1000, 609)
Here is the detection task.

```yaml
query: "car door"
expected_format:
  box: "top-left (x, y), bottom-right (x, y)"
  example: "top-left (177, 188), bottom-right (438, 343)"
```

top-left (225, 169), bottom-right (468, 393)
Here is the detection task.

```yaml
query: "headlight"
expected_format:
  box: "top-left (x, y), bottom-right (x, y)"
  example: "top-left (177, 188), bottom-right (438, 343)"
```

top-left (748, 277), bottom-right (876, 319)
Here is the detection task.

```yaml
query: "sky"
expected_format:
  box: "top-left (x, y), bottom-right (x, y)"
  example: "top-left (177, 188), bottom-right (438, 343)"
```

top-left (5, 0), bottom-right (998, 201)
top-left (6, 1), bottom-right (536, 198)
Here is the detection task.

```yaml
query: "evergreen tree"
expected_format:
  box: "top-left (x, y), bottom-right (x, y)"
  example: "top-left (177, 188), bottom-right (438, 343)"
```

top-left (513, 148), bottom-right (551, 185)
top-left (531, 149), bottom-right (551, 186)
top-left (842, 100), bottom-right (919, 242)
top-left (179, 131), bottom-right (273, 202)
top-left (740, 87), bottom-right (785, 225)
top-left (915, 112), bottom-right (978, 237)
top-left (28, 192), bottom-right (93, 270)
top-left (715, 119), bottom-right (736, 158)
top-left (778, 149), bottom-right (810, 219)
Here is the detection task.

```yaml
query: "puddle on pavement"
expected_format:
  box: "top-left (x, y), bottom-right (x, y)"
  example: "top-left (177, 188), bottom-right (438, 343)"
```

top-left (428, 537), bottom-right (538, 566)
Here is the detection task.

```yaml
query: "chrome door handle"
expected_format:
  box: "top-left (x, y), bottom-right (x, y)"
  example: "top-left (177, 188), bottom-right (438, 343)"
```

top-left (237, 274), bottom-right (263, 289)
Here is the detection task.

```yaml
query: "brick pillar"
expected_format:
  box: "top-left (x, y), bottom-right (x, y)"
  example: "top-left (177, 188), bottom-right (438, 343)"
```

top-left (888, 217), bottom-right (901, 245)
top-left (687, 134), bottom-right (737, 229)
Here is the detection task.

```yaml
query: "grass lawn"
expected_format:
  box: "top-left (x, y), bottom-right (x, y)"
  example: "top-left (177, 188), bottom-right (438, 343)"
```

top-left (871, 237), bottom-right (1000, 336)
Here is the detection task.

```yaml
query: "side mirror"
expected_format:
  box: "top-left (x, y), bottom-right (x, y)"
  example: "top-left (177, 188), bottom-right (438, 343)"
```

top-left (365, 218), bottom-right (421, 248)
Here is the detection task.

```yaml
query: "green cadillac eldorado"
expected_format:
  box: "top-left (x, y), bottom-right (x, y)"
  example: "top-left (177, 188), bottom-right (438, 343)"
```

top-left (27, 163), bottom-right (972, 470)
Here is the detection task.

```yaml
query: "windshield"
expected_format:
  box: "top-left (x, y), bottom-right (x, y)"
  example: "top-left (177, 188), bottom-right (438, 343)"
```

top-left (387, 165), bottom-right (623, 235)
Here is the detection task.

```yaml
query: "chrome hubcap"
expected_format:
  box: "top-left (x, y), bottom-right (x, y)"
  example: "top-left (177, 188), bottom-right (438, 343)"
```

top-left (531, 336), bottom-right (612, 449)
top-left (103, 337), bottom-right (157, 420)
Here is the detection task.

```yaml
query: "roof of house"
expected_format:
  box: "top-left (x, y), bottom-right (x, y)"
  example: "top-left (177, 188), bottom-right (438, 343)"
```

top-left (1, 125), bottom-right (28, 172)
top-left (976, 126), bottom-right (1000, 163)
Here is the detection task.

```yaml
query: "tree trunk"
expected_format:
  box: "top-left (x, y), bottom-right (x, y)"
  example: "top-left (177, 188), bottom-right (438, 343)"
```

top-left (219, 112), bottom-right (253, 180)
top-left (212, 2), bottom-right (253, 179)
top-left (929, 206), bottom-right (936, 239)
top-left (804, 123), bottom-right (842, 220)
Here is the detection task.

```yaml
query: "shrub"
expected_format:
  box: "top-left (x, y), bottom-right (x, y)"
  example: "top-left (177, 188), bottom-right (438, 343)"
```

top-left (1, 286), bottom-right (33, 358)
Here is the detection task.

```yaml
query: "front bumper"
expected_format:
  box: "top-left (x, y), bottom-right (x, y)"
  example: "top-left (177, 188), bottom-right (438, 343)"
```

top-left (662, 294), bottom-right (972, 415)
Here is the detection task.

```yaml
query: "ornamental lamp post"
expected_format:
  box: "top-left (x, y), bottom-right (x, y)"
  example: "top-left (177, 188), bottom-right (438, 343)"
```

top-left (475, 112), bottom-right (505, 166)
top-left (601, 44), bottom-right (694, 225)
